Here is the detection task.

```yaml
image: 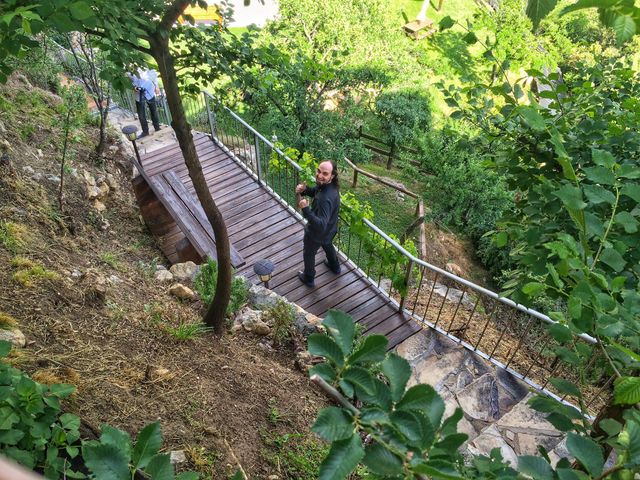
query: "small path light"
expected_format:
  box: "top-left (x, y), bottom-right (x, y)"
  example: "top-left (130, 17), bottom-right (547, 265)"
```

top-left (122, 125), bottom-right (141, 164)
top-left (253, 259), bottom-right (274, 289)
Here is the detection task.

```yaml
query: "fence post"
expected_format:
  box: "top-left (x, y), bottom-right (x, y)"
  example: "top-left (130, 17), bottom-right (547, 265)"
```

top-left (254, 134), bottom-right (262, 183)
top-left (399, 259), bottom-right (414, 312)
top-left (204, 92), bottom-right (216, 138)
top-left (352, 169), bottom-right (358, 188)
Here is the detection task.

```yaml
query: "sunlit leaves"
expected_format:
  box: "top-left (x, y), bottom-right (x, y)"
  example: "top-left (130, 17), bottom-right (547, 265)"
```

top-left (525, 0), bottom-right (558, 29)
top-left (614, 377), bottom-right (640, 405)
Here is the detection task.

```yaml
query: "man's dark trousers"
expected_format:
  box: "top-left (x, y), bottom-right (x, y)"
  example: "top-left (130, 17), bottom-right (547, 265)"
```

top-left (302, 232), bottom-right (339, 283)
top-left (136, 97), bottom-right (160, 135)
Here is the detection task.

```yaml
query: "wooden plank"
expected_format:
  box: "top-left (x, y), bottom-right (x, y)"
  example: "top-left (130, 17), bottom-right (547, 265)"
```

top-left (386, 322), bottom-right (421, 349)
top-left (162, 170), bottom-right (245, 268)
top-left (227, 208), bottom-right (291, 239)
top-left (294, 270), bottom-right (361, 309)
top-left (238, 229), bottom-right (302, 265)
top-left (234, 216), bottom-right (299, 250)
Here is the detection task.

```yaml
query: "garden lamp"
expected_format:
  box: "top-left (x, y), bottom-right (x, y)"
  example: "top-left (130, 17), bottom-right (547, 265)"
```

top-left (253, 259), bottom-right (275, 289)
top-left (122, 125), bottom-right (141, 164)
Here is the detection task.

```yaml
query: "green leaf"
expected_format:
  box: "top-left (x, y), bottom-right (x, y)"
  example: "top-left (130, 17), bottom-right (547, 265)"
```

top-left (322, 310), bottom-right (356, 356)
top-left (347, 335), bottom-right (387, 364)
top-left (390, 410), bottom-right (434, 448)
top-left (362, 442), bottom-right (403, 475)
top-left (433, 433), bottom-right (468, 452)
top-left (612, 14), bottom-right (636, 44)
top-left (414, 459), bottom-right (464, 479)
top-left (0, 429), bottom-right (25, 445)
top-left (176, 473), bottom-right (199, 480)
top-left (308, 334), bottom-right (345, 368)
top-left (547, 323), bottom-right (573, 344)
top-left (583, 184), bottom-right (616, 205)
top-left (621, 183), bottom-right (640, 202)
top-left (583, 166), bottom-right (616, 185)
top-left (526, 0), bottom-right (559, 29)
top-left (518, 106), bottom-right (546, 131)
top-left (518, 455), bottom-right (554, 480)
top-left (619, 164), bottom-right (640, 179)
top-left (397, 384), bottom-right (445, 429)
top-left (144, 454), bottom-right (174, 480)
top-left (614, 211), bottom-right (638, 233)
top-left (69, 1), bottom-right (94, 20)
top-left (99, 425), bottom-right (131, 460)
top-left (49, 384), bottom-right (76, 398)
top-left (342, 366), bottom-right (375, 396)
top-left (495, 231), bottom-right (508, 247)
top-left (549, 378), bottom-right (582, 398)
top-left (309, 363), bottom-right (337, 384)
top-left (132, 422), bottom-right (163, 470)
top-left (598, 419), bottom-right (622, 437)
top-left (522, 282), bottom-right (545, 296)
top-left (318, 433), bottom-right (364, 480)
top-left (545, 412), bottom-right (576, 432)
top-left (440, 408), bottom-right (464, 437)
top-left (82, 443), bottom-right (130, 480)
top-left (462, 32), bottom-right (477, 44)
top-left (613, 377), bottom-right (640, 405)
top-left (591, 148), bottom-right (616, 168)
top-left (0, 406), bottom-right (19, 429)
top-left (599, 248), bottom-right (626, 272)
top-left (566, 433), bottom-right (603, 477)
top-left (554, 185), bottom-right (587, 210)
top-left (312, 407), bottom-right (355, 441)
top-left (439, 16), bottom-right (455, 30)
top-left (0, 340), bottom-right (11, 357)
top-left (381, 353), bottom-right (411, 402)
top-left (3, 447), bottom-right (36, 469)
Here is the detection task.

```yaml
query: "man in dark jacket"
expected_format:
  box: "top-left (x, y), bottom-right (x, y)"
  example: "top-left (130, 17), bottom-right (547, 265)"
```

top-left (295, 160), bottom-right (341, 287)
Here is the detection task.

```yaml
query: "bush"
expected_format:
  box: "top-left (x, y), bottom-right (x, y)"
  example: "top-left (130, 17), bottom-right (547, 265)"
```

top-left (262, 299), bottom-right (296, 344)
top-left (193, 258), bottom-right (248, 315)
top-left (8, 39), bottom-right (62, 92)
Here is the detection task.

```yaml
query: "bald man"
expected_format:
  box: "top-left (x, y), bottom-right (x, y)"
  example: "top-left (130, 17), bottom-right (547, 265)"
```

top-left (295, 160), bottom-right (341, 288)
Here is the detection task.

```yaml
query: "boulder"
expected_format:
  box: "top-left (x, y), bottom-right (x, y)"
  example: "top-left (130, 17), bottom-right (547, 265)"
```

top-left (87, 185), bottom-right (102, 200)
top-left (169, 261), bottom-right (198, 282)
top-left (248, 284), bottom-right (281, 309)
top-left (236, 307), bottom-right (270, 335)
top-left (0, 328), bottom-right (26, 347)
top-left (93, 200), bottom-right (106, 212)
top-left (169, 283), bottom-right (195, 300)
top-left (155, 270), bottom-right (174, 282)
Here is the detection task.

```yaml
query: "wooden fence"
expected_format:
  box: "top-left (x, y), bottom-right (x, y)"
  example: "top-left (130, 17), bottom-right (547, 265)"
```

top-left (358, 126), bottom-right (422, 170)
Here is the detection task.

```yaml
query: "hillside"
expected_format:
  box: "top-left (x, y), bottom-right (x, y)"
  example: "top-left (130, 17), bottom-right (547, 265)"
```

top-left (0, 74), bottom-right (326, 478)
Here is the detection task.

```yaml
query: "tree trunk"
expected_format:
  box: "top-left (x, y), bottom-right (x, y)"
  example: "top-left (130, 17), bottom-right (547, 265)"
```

top-left (150, 35), bottom-right (232, 334)
top-left (95, 108), bottom-right (107, 159)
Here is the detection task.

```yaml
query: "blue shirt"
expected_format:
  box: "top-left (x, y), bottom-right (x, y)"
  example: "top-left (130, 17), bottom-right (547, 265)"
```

top-left (130, 76), bottom-right (155, 101)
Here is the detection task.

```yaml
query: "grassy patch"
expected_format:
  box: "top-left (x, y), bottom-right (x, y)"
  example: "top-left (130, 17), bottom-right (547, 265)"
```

top-left (11, 257), bottom-right (60, 287)
top-left (261, 431), bottom-right (329, 480)
top-left (100, 251), bottom-right (123, 271)
top-left (193, 258), bottom-right (248, 315)
top-left (262, 300), bottom-right (295, 345)
top-left (164, 321), bottom-right (212, 341)
top-left (0, 221), bottom-right (30, 253)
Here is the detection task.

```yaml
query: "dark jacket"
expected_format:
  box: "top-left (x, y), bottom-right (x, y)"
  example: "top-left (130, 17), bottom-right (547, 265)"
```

top-left (301, 182), bottom-right (340, 244)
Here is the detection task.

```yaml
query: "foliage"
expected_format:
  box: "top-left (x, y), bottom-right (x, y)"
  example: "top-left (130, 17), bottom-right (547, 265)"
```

top-left (375, 90), bottom-right (431, 150)
top-left (0, 221), bottom-right (28, 254)
top-left (193, 258), bottom-right (247, 315)
top-left (164, 321), bottom-right (212, 341)
top-left (262, 299), bottom-right (296, 345)
top-left (308, 312), bottom-right (640, 479)
top-left (5, 37), bottom-right (62, 91)
top-left (526, 0), bottom-right (640, 44)
top-left (11, 257), bottom-right (59, 287)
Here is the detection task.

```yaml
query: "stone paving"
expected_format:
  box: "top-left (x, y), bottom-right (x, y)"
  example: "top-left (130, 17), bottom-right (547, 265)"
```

top-left (108, 106), bottom-right (177, 157)
top-left (395, 328), bottom-right (567, 465)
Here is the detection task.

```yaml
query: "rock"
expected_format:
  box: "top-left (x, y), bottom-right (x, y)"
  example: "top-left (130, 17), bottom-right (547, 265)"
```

top-left (396, 191), bottom-right (406, 201)
top-left (98, 182), bottom-right (110, 198)
top-left (293, 305), bottom-right (323, 335)
top-left (93, 200), bottom-right (106, 212)
top-left (248, 284), bottom-right (281, 310)
top-left (169, 283), bottom-right (195, 300)
top-left (267, 475), bottom-right (280, 480)
top-left (32, 172), bottom-right (43, 181)
top-left (45, 174), bottom-right (61, 184)
top-left (22, 166), bottom-right (35, 175)
top-left (169, 450), bottom-right (187, 465)
top-left (37, 149), bottom-right (43, 157)
top-left (83, 170), bottom-right (96, 186)
top-left (445, 262), bottom-right (465, 278)
top-left (155, 270), bottom-right (173, 282)
top-left (169, 261), bottom-right (198, 282)
top-left (105, 173), bottom-right (118, 190)
top-left (71, 270), bottom-right (82, 278)
top-left (236, 307), bottom-right (270, 335)
top-left (0, 119), bottom-right (5, 133)
top-left (108, 275), bottom-right (122, 284)
top-left (466, 424), bottom-right (518, 466)
top-left (156, 264), bottom-right (167, 271)
top-left (87, 185), bottom-right (102, 200)
top-left (81, 271), bottom-right (108, 303)
top-left (108, 145), bottom-right (119, 153)
top-left (0, 328), bottom-right (26, 347)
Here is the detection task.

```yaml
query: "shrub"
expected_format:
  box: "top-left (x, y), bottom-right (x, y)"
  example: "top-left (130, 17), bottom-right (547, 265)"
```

top-left (263, 299), bottom-right (296, 344)
top-left (193, 258), bottom-right (248, 315)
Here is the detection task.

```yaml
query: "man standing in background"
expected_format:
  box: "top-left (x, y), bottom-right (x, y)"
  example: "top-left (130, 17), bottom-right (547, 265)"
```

top-left (295, 160), bottom-right (341, 288)
top-left (127, 71), bottom-right (161, 138)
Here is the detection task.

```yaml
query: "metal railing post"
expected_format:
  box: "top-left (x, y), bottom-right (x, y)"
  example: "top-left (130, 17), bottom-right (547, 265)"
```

top-left (254, 134), bottom-right (262, 183)
top-left (398, 259), bottom-right (414, 312)
top-left (204, 92), bottom-right (215, 138)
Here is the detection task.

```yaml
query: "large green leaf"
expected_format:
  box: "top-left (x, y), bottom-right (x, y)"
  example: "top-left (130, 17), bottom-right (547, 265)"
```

top-left (614, 211), bottom-right (639, 233)
top-left (362, 442), bottom-right (403, 476)
top-left (560, 0), bottom-right (618, 15)
top-left (599, 248), bottom-right (626, 272)
top-left (547, 323), bottom-right (573, 344)
top-left (0, 340), bottom-right (11, 357)
top-left (308, 334), bottom-right (345, 368)
top-left (613, 376), bottom-right (640, 405)
top-left (621, 183), bottom-right (640, 202)
top-left (413, 459), bottom-right (464, 479)
top-left (397, 384), bottom-right (445, 429)
top-left (518, 106), bottom-right (546, 131)
top-left (69, 1), bottom-right (94, 21)
top-left (518, 455), bottom-right (554, 480)
top-left (549, 378), bottom-right (582, 399)
top-left (381, 353), bottom-right (411, 402)
top-left (144, 454), bottom-right (174, 480)
top-left (309, 363), bottom-right (337, 384)
top-left (99, 425), bottom-right (132, 460)
top-left (342, 366), bottom-right (375, 396)
top-left (612, 14), bottom-right (636, 44)
top-left (526, 0), bottom-right (558, 29)
top-left (591, 148), bottom-right (616, 168)
top-left (390, 410), bottom-right (434, 448)
top-left (439, 16), bottom-right (455, 30)
top-left (312, 407), bottom-right (355, 441)
top-left (347, 335), bottom-right (387, 365)
top-left (318, 433), bottom-right (364, 480)
top-left (82, 443), bottom-right (130, 480)
top-left (583, 166), bottom-right (616, 185)
top-left (554, 185), bottom-right (587, 210)
top-left (132, 422), bottom-right (163, 470)
top-left (583, 184), bottom-right (616, 205)
top-left (566, 433), bottom-right (603, 477)
top-left (322, 310), bottom-right (356, 356)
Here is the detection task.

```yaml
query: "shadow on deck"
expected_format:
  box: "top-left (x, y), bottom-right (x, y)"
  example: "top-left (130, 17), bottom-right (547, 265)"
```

top-left (135, 131), bottom-right (421, 349)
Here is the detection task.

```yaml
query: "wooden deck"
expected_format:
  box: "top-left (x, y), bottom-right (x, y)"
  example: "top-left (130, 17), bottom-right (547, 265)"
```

top-left (138, 131), bottom-right (421, 348)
